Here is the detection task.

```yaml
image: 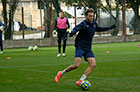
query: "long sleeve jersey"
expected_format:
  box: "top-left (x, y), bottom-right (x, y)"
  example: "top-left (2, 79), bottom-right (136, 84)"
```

top-left (0, 21), bottom-right (6, 41)
top-left (70, 20), bottom-right (115, 51)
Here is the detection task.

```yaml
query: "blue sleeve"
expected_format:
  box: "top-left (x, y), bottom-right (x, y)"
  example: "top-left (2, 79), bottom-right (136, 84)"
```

top-left (0, 21), bottom-right (6, 30)
top-left (70, 22), bottom-right (85, 36)
top-left (95, 23), bottom-right (115, 32)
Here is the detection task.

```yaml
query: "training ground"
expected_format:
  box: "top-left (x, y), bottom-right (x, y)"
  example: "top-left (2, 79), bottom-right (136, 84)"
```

top-left (0, 42), bottom-right (140, 92)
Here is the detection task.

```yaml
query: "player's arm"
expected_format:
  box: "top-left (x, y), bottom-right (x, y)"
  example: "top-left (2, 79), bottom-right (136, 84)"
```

top-left (0, 22), bottom-right (6, 32)
top-left (0, 26), bottom-right (4, 31)
top-left (66, 18), bottom-right (70, 29)
top-left (53, 19), bottom-right (57, 33)
top-left (66, 19), bottom-right (71, 33)
top-left (95, 23), bottom-right (115, 32)
top-left (69, 22), bottom-right (85, 37)
top-left (53, 19), bottom-right (57, 31)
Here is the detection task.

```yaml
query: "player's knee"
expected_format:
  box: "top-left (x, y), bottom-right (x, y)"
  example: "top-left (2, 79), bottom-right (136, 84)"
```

top-left (74, 64), bottom-right (80, 68)
top-left (90, 62), bottom-right (96, 69)
top-left (74, 58), bottom-right (82, 68)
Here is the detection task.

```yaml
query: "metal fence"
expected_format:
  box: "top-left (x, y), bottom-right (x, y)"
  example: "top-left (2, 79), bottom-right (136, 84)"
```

top-left (0, 1), bottom-right (135, 40)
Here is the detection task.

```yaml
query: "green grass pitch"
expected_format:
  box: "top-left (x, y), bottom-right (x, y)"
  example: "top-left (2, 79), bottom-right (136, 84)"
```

top-left (0, 42), bottom-right (140, 92)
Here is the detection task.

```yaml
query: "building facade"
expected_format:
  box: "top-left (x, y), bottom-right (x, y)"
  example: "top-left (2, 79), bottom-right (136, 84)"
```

top-left (0, 0), bottom-right (44, 28)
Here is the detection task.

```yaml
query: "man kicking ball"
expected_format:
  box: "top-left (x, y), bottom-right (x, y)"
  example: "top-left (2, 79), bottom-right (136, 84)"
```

top-left (54, 8), bottom-right (115, 86)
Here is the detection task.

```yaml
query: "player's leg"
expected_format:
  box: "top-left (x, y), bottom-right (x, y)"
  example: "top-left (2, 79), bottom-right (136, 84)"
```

top-left (84, 57), bottom-right (96, 76)
top-left (64, 57), bottom-right (82, 72)
top-left (55, 57), bottom-right (82, 83)
top-left (62, 39), bottom-right (66, 56)
top-left (64, 47), bottom-right (83, 73)
top-left (76, 58), bottom-right (96, 86)
top-left (57, 32), bottom-right (62, 57)
top-left (62, 31), bottom-right (67, 57)
top-left (76, 51), bottom-right (96, 86)
top-left (55, 47), bottom-right (83, 83)
top-left (0, 41), bottom-right (3, 53)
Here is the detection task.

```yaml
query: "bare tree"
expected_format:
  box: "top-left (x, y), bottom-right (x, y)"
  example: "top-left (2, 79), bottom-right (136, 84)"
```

top-left (1, 0), bottom-right (19, 40)
top-left (43, 0), bottom-right (61, 38)
top-left (103, 0), bottom-right (120, 36)
top-left (127, 0), bottom-right (140, 34)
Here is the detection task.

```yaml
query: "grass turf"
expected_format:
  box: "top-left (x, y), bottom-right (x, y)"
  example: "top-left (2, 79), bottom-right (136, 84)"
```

top-left (0, 42), bottom-right (140, 92)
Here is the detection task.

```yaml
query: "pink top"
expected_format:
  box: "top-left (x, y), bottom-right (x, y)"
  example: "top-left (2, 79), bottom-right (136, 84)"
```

top-left (57, 17), bottom-right (67, 29)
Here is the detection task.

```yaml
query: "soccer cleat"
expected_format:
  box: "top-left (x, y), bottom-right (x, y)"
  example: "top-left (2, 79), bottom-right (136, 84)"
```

top-left (62, 53), bottom-right (65, 57)
top-left (76, 80), bottom-right (83, 86)
top-left (57, 53), bottom-right (61, 57)
top-left (55, 71), bottom-right (62, 83)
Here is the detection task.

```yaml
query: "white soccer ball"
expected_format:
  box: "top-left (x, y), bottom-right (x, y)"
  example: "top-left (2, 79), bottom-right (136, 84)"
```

top-left (28, 46), bottom-right (33, 51)
top-left (33, 46), bottom-right (38, 51)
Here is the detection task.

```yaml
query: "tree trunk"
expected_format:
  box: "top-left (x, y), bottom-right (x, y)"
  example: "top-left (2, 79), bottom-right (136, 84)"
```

top-left (133, 15), bottom-right (140, 34)
top-left (129, 0), bottom-right (140, 34)
top-left (4, 5), bottom-right (13, 40)
top-left (111, 0), bottom-right (119, 36)
top-left (52, 0), bottom-right (61, 16)
top-left (44, 0), bottom-right (50, 38)
top-left (1, 0), bottom-right (9, 40)
top-left (132, 4), bottom-right (140, 34)
top-left (1, 0), bottom-right (8, 26)
top-left (109, 0), bottom-right (119, 36)
top-left (104, 0), bottom-right (119, 36)
top-left (44, 0), bottom-right (61, 38)
top-left (3, 0), bottom-right (19, 40)
top-left (5, 11), bottom-right (12, 40)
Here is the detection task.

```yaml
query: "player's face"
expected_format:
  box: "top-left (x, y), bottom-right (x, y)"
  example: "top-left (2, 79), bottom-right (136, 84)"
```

top-left (85, 12), bottom-right (94, 23)
top-left (59, 12), bottom-right (63, 18)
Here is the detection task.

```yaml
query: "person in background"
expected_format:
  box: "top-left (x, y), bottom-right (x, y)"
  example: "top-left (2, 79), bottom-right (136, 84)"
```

top-left (54, 10), bottom-right (70, 57)
top-left (0, 21), bottom-right (6, 54)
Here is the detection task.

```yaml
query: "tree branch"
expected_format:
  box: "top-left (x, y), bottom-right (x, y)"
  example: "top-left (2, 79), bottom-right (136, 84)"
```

top-left (101, 5), bottom-right (116, 20)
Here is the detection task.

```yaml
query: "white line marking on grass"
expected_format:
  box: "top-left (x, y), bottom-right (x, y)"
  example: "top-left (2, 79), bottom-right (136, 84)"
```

top-left (0, 63), bottom-right (71, 69)
top-left (67, 74), bottom-right (140, 81)
top-left (18, 69), bottom-right (140, 81)
top-left (20, 69), bottom-right (51, 73)
top-left (67, 74), bottom-right (119, 80)
top-left (88, 76), bottom-right (140, 81)
top-left (88, 76), bottom-right (121, 80)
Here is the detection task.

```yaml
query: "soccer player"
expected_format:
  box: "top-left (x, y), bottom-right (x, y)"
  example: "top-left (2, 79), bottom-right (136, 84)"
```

top-left (0, 21), bottom-right (6, 54)
top-left (54, 8), bottom-right (115, 86)
top-left (54, 10), bottom-right (70, 57)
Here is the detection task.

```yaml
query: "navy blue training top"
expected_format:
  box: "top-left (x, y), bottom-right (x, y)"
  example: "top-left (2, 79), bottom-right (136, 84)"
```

top-left (0, 21), bottom-right (6, 41)
top-left (70, 20), bottom-right (115, 51)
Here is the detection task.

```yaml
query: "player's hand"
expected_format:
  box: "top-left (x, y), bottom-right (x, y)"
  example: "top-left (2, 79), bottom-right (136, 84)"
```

top-left (67, 29), bottom-right (71, 33)
top-left (0, 26), bottom-right (4, 31)
top-left (53, 30), bottom-right (56, 34)
top-left (0, 29), bottom-right (4, 32)
top-left (1, 29), bottom-right (4, 32)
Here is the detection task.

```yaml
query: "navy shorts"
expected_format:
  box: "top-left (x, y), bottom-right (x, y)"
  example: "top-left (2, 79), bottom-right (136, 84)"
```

top-left (75, 47), bottom-right (95, 61)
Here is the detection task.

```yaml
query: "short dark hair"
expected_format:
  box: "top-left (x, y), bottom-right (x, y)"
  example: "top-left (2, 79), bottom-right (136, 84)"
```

top-left (59, 10), bottom-right (63, 13)
top-left (84, 8), bottom-right (94, 16)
